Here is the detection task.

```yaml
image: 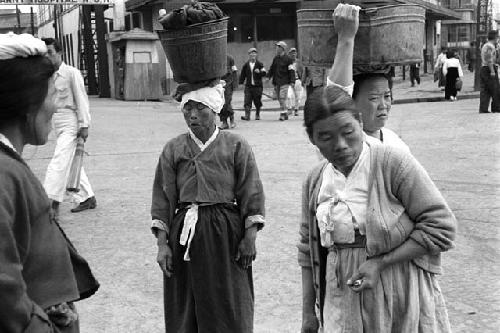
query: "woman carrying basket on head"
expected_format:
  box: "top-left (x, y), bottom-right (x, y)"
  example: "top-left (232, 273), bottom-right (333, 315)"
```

top-left (151, 80), bottom-right (266, 333)
top-left (298, 4), bottom-right (456, 333)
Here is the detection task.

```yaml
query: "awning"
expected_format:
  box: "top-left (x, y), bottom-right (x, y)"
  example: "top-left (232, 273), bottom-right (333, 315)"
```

top-left (397, 0), bottom-right (463, 20)
top-left (126, 0), bottom-right (158, 11)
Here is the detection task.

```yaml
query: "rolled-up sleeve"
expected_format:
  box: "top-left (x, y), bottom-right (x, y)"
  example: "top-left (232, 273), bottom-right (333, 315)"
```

top-left (393, 152), bottom-right (456, 255)
top-left (151, 146), bottom-right (177, 236)
top-left (234, 138), bottom-right (265, 230)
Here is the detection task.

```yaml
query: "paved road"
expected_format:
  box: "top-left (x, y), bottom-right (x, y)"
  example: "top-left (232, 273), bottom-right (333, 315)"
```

top-left (25, 97), bottom-right (500, 332)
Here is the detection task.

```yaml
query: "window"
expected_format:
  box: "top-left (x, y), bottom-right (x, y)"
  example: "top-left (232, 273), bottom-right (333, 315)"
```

top-left (256, 15), bottom-right (295, 41)
top-left (458, 26), bottom-right (468, 42)
top-left (125, 12), bottom-right (142, 31)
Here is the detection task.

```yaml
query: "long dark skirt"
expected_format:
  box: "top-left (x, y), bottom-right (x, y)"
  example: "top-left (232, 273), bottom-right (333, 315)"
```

top-left (164, 204), bottom-right (254, 333)
top-left (445, 67), bottom-right (459, 99)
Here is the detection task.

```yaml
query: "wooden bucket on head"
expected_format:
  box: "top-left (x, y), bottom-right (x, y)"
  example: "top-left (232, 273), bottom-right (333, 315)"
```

top-left (158, 17), bottom-right (228, 84)
top-left (297, 5), bottom-right (426, 68)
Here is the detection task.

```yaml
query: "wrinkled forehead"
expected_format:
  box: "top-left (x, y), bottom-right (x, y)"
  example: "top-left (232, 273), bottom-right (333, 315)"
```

top-left (183, 100), bottom-right (210, 111)
top-left (357, 76), bottom-right (390, 95)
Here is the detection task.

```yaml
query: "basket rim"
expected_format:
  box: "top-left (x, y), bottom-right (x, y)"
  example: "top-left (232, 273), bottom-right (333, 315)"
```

top-left (296, 4), bottom-right (425, 13)
top-left (157, 16), bottom-right (229, 33)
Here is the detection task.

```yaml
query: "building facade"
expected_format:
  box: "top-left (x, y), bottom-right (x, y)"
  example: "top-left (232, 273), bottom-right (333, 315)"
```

top-left (0, 8), bottom-right (36, 35)
top-left (440, 0), bottom-right (477, 63)
top-left (126, 0), bottom-right (463, 93)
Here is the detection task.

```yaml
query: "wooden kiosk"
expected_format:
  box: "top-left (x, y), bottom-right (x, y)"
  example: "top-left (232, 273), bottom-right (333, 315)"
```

top-left (108, 28), bottom-right (161, 101)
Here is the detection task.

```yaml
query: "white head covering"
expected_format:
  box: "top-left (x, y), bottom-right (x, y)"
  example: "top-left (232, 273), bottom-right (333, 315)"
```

top-left (0, 32), bottom-right (47, 60)
top-left (180, 82), bottom-right (225, 114)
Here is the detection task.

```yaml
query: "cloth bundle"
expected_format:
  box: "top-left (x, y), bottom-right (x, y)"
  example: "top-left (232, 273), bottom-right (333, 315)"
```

top-left (159, 1), bottom-right (225, 30)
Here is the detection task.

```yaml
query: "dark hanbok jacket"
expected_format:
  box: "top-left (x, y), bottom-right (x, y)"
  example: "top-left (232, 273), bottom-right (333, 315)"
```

top-left (0, 144), bottom-right (99, 333)
top-left (151, 131), bottom-right (265, 232)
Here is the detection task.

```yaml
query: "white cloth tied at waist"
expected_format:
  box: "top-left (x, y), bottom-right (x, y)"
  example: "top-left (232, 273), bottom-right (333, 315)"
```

top-left (179, 204), bottom-right (200, 261)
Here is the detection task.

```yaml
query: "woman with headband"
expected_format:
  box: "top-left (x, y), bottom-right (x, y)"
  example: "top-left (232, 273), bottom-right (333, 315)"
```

top-left (0, 33), bottom-right (98, 333)
top-left (151, 81), bottom-right (266, 332)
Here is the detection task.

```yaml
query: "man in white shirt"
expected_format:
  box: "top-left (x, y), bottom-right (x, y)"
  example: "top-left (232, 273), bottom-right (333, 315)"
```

top-left (42, 38), bottom-right (96, 215)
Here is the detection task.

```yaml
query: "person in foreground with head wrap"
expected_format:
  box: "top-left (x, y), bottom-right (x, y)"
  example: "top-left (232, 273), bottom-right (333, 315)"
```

top-left (151, 81), bottom-right (266, 332)
top-left (0, 32), bottom-right (99, 333)
top-left (298, 5), bottom-right (456, 332)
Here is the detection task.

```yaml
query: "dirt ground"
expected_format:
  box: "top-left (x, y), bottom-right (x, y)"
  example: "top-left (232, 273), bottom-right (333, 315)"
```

top-left (25, 97), bottom-right (500, 332)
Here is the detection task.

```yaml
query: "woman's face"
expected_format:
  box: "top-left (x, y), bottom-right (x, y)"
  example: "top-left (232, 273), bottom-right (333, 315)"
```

top-left (311, 111), bottom-right (364, 174)
top-left (354, 77), bottom-right (391, 133)
top-left (26, 76), bottom-right (57, 145)
top-left (182, 100), bottom-right (216, 136)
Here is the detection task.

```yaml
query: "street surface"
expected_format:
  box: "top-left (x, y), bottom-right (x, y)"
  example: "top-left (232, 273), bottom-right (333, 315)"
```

top-left (25, 96), bottom-right (500, 333)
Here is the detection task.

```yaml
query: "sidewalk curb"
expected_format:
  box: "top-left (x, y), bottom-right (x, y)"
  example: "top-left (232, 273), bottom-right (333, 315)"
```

top-left (392, 93), bottom-right (480, 105)
top-left (232, 93), bottom-right (481, 112)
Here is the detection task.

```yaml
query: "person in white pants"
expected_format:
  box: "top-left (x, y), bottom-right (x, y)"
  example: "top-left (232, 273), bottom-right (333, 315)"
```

top-left (42, 38), bottom-right (96, 215)
top-left (287, 48), bottom-right (303, 116)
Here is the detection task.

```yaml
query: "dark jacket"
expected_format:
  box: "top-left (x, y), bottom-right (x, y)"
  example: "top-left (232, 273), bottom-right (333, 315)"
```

top-left (239, 60), bottom-right (266, 87)
top-left (0, 143), bottom-right (99, 333)
top-left (267, 54), bottom-right (294, 86)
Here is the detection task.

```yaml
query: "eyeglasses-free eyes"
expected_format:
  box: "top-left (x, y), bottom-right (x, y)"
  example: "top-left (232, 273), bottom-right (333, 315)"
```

top-left (182, 101), bottom-right (209, 113)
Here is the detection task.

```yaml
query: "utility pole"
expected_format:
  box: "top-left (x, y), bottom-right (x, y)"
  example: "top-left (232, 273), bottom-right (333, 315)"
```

top-left (30, 7), bottom-right (35, 36)
top-left (15, 5), bottom-right (21, 34)
top-left (474, 0), bottom-right (490, 90)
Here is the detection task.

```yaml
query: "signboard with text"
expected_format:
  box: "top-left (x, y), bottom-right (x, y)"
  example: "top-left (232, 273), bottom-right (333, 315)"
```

top-left (0, 0), bottom-right (112, 5)
top-left (477, 0), bottom-right (489, 36)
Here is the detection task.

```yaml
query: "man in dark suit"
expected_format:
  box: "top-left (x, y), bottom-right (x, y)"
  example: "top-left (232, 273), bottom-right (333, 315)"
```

top-left (239, 48), bottom-right (267, 120)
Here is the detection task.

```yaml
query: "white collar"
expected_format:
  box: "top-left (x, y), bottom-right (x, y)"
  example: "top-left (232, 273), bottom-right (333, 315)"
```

top-left (0, 133), bottom-right (17, 153)
top-left (188, 126), bottom-right (219, 152)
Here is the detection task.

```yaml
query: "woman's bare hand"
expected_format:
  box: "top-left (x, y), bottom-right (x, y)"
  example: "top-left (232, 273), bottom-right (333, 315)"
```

top-left (301, 312), bottom-right (319, 333)
top-left (347, 257), bottom-right (384, 292)
top-left (333, 3), bottom-right (360, 40)
top-left (235, 234), bottom-right (256, 269)
top-left (157, 243), bottom-right (173, 277)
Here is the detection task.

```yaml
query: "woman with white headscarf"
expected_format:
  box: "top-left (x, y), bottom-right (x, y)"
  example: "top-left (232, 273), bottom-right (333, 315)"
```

top-left (151, 80), bottom-right (266, 332)
top-left (0, 33), bottom-right (98, 333)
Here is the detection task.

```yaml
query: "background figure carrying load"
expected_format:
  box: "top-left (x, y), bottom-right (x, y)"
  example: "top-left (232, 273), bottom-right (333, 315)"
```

top-left (287, 47), bottom-right (304, 116)
top-left (240, 47), bottom-right (266, 121)
top-left (267, 40), bottom-right (295, 121)
top-left (152, 81), bottom-right (266, 332)
top-left (442, 50), bottom-right (463, 101)
top-left (220, 54), bottom-right (238, 129)
top-left (42, 38), bottom-right (97, 215)
top-left (434, 47), bottom-right (447, 90)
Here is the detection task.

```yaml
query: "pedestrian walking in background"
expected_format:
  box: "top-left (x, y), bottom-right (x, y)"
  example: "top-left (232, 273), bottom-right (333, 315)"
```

top-left (299, 7), bottom-right (456, 333)
top-left (220, 54), bottom-right (238, 129)
top-left (267, 41), bottom-right (295, 121)
top-left (152, 81), bottom-right (266, 332)
top-left (239, 47), bottom-right (266, 120)
top-left (0, 33), bottom-right (99, 333)
top-left (434, 47), bottom-right (447, 90)
top-left (479, 30), bottom-right (500, 113)
top-left (42, 38), bottom-right (96, 215)
top-left (287, 48), bottom-right (304, 116)
top-left (409, 63), bottom-right (420, 87)
top-left (467, 41), bottom-right (476, 72)
top-left (443, 49), bottom-right (464, 101)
